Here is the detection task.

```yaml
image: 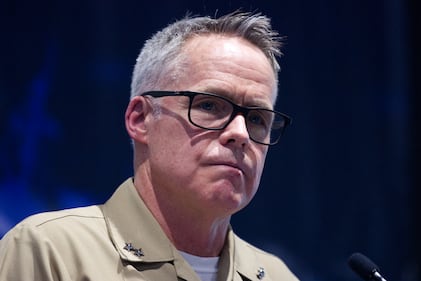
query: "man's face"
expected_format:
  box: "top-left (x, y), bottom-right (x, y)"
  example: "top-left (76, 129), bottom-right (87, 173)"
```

top-left (144, 35), bottom-right (277, 218)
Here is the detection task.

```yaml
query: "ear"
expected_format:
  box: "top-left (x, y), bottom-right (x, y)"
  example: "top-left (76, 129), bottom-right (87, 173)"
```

top-left (125, 96), bottom-right (151, 144)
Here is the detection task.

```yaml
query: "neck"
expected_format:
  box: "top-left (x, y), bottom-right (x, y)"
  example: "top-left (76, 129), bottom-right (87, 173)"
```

top-left (134, 172), bottom-right (230, 257)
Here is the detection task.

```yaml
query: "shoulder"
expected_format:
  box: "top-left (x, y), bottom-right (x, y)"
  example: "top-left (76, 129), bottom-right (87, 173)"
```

top-left (1, 205), bottom-right (105, 250)
top-left (11, 205), bottom-right (103, 232)
top-left (0, 206), bottom-right (116, 280)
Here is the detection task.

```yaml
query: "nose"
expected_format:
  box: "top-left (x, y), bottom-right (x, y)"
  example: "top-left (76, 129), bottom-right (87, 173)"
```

top-left (219, 114), bottom-right (250, 147)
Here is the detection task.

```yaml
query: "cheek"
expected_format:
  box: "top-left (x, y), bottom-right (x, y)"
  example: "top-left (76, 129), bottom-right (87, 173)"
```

top-left (251, 149), bottom-right (268, 189)
top-left (148, 121), bottom-right (204, 171)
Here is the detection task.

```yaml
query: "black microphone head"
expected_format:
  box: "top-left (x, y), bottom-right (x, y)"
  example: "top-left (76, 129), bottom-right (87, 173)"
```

top-left (348, 252), bottom-right (380, 281)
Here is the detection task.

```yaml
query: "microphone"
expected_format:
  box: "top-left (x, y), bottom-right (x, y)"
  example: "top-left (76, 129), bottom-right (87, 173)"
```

top-left (347, 252), bottom-right (388, 281)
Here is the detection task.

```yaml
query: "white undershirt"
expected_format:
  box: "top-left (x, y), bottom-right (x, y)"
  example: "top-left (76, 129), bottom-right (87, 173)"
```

top-left (179, 251), bottom-right (220, 281)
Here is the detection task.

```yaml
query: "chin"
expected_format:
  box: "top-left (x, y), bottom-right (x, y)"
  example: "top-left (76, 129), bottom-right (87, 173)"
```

top-left (208, 193), bottom-right (250, 215)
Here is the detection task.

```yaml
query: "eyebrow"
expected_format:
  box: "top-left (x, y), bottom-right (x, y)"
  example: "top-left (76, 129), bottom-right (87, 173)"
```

top-left (243, 98), bottom-right (273, 109)
top-left (200, 88), bottom-right (273, 109)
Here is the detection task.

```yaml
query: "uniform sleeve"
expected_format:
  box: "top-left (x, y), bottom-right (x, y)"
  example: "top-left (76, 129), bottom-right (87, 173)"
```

top-left (0, 223), bottom-right (72, 281)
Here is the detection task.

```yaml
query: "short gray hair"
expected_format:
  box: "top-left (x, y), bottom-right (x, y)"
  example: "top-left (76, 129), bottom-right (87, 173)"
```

top-left (130, 11), bottom-right (284, 99)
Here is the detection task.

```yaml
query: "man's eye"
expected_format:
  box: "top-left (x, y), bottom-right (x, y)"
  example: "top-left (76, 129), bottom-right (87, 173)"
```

top-left (248, 111), bottom-right (271, 129)
top-left (249, 114), bottom-right (263, 125)
top-left (199, 101), bottom-right (216, 111)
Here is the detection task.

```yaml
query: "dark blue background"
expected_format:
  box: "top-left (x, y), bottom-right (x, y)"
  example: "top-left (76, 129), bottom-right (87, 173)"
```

top-left (1, 1), bottom-right (419, 281)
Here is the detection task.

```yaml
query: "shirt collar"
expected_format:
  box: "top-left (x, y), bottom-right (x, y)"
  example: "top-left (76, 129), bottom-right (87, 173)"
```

top-left (221, 227), bottom-right (275, 281)
top-left (101, 178), bottom-right (174, 263)
top-left (101, 178), bottom-right (273, 281)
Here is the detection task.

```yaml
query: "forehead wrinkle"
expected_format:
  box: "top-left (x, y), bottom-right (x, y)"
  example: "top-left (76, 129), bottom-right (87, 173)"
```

top-left (183, 58), bottom-right (276, 108)
top-left (178, 35), bottom-right (277, 108)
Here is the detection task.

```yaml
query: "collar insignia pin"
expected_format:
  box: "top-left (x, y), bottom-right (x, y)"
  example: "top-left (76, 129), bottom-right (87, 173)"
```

top-left (123, 242), bottom-right (144, 257)
top-left (133, 248), bottom-right (144, 257)
top-left (257, 267), bottom-right (265, 280)
top-left (124, 242), bottom-right (134, 251)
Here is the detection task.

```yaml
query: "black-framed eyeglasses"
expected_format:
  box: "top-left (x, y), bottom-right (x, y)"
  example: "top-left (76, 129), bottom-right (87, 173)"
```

top-left (141, 91), bottom-right (292, 145)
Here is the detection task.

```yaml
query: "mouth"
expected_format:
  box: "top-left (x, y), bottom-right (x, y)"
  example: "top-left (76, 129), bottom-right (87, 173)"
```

top-left (210, 161), bottom-right (246, 175)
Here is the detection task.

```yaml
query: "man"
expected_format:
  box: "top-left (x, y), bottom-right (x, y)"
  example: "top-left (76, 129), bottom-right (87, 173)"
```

top-left (0, 11), bottom-right (298, 281)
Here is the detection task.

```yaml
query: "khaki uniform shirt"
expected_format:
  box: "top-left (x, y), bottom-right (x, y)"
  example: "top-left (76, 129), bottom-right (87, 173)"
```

top-left (0, 178), bottom-right (299, 281)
